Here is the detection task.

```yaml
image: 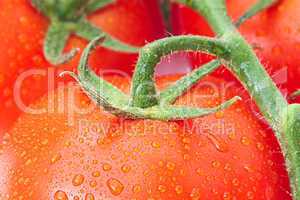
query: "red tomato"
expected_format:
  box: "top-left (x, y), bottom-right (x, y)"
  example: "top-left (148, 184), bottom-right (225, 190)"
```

top-left (0, 75), bottom-right (291, 199)
top-left (0, 0), bottom-right (165, 132)
top-left (172, 0), bottom-right (299, 97)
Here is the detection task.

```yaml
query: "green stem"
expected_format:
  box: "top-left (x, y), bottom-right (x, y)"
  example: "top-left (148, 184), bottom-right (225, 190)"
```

top-left (176, 0), bottom-right (299, 198)
top-left (159, 0), bottom-right (277, 105)
top-left (130, 36), bottom-right (229, 108)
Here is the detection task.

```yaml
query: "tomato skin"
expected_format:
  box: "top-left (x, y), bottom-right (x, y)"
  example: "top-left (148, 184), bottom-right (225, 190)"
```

top-left (172, 0), bottom-right (300, 97)
top-left (0, 75), bottom-right (291, 200)
top-left (0, 0), bottom-right (165, 132)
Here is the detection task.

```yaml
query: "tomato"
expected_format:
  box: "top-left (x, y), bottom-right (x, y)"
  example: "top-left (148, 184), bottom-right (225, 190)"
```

top-left (0, 75), bottom-right (291, 199)
top-left (0, 0), bottom-right (165, 132)
top-left (172, 0), bottom-right (300, 96)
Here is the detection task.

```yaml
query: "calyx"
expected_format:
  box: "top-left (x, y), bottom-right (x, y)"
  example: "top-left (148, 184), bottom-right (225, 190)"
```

top-left (61, 36), bottom-right (240, 121)
top-left (31, 0), bottom-right (139, 65)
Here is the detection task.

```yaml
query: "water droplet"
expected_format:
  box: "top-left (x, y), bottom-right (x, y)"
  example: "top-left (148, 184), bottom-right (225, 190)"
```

top-left (89, 180), bottom-right (97, 188)
top-left (151, 141), bottom-right (161, 149)
top-left (241, 136), bottom-right (250, 145)
top-left (85, 193), bottom-right (95, 200)
top-left (175, 185), bottom-right (183, 195)
top-left (25, 159), bottom-right (33, 166)
top-left (196, 168), bottom-right (204, 176)
top-left (72, 174), bottom-right (85, 186)
top-left (107, 178), bottom-right (124, 196)
top-left (158, 185), bottom-right (167, 193)
top-left (132, 184), bottom-right (141, 193)
top-left (232, 178), bottom-right (239, 186)
top-left (121, 164), bottom-right (131, 173)
top-left (190, 187), bottom-right (201, 200)
top-left (224, 163), bottom-right (232, 171)
top-left (41, 139), bottom-right (49, 146)
top-left (223, 192), bottom-right (231, 200)
top-left (247, 191), bottom-right (254, 199)
top-left (102, 163), bottom-right (112, 171)
top-left (182, 137), bottom-right (191, 144)
top-left (256, 142), bottom-right (264, 151)
top-left (92, 171), bottom-right (101, 177)
top-left (166, 162), bottom-right (176, 171)
top-left (228, 132), bottom-right (236, 140)
top-left (158, 160), bottom-right (164, 167)
top-left (54, 190), bottom-right (68, 200)
top-left (207, 134), bottom-right (229, 153)
top-left (212, 160), bottom-right (221, 168)
top-left (51, 153), bottom-right (62, 164)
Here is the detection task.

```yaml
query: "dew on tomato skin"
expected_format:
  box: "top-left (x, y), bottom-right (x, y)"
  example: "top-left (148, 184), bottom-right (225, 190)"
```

top-left (72, 174), bottom-right (85, 186)
top-left (190, 187), bottom-right (201, 200)
top-left (143, 170), bottom-right (150, 177)
top-left (196, 168), bottom-right (204, 176)
top-left (106, 178), bottom-right (125, 196)
top-left (25, 158), bottom-right (33, 166)
top-left (85, 193), bottom-right (95, 200)
top-left (92, 171), bottom-right (101, 177)
top-left (228, 132), bottom-right (236, 140)
top-left (51, 153), bottom-right (62, 164)
top-left (256, 142), bottom-right (265, 151)
top-left (132, 184), bottom-right (142, 193)
top-left (121, 164), bottom-right (131, 173)
top-left (158, 185), bottom-right (167, 193)
top-left (102, 163), bottom-right (112, 171)
top-left (158, 160), bottom-right (164, 167)
top-left (247, 191), bottom-right (254, 199)
top-left (175, 185), bottom-right (184, 195)
top-left (241, 136), bottom-right (251, 146)
top-left (54, 190), bottom-right (68, 200)
top-left (183, 154), bottom-right (191, 160)
top-left (182, 137), bottom-right (191, 144)
top-left (232, 178), bottom-right (240, 186)
top-left (166, 162), bottom-right (176, 171)
top-left (207, 134), bottom-right (229, 153)
top-left (151, 141), bottom-right (161, 149)
top-left (212, 160), bottom-right (221, 168)
top-left (224, 163), bottom-right (232, 172)
top-left (89, 180), bottom-right (97, 188)
top-left (223, 192), bottom-right (231, 200)
top-left (40, 139), bottom-right (49, 146)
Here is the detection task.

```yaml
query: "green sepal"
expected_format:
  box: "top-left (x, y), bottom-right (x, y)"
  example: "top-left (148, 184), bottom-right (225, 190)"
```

top-left (86, 0), bottom-right (116, 14)
top-left (235, 0), bottom-right (279, 26)
top-left (290, 90), bottom-right (300, 100)
top-left (75, 19), bottom-right (139, 53)
top-left (159, 59), bottom-right (221, 105)
top-left (44, 22), bottom-right (78, 65)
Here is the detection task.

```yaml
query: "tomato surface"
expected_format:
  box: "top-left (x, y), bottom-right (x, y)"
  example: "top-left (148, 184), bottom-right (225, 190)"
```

top-left (0, 0), bottom-right (165, 132)
top-left (0, 75), bottom-right (291, 200)
top-left (172, 0), bottom-right (300, 97)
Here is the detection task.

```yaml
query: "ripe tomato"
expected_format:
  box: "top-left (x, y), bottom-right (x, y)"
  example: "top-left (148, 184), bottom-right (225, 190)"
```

top-left (0, 75), bottom-right (291, 199)
top-left (0, 0), bottom-right (165, 132)
top-left (172, 0), bottom-right (300, 96)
